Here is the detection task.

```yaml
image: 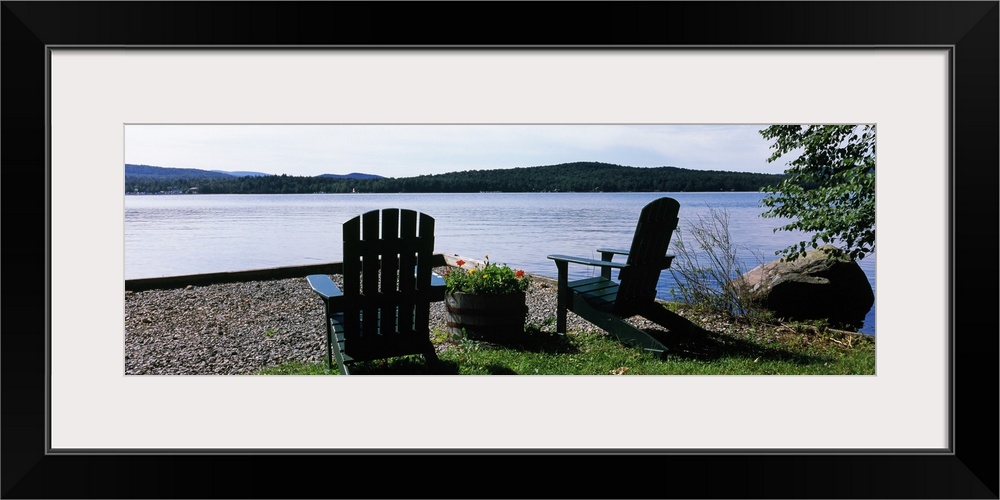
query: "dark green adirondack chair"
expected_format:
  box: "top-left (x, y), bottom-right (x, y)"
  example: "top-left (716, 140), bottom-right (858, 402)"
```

top-left (307, 208), bottom-right (445, 374)
top-left (547, 197), bottom-right (683, 357)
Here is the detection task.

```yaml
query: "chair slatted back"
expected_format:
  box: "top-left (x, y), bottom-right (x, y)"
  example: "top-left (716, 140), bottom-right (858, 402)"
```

top-left (342, 208), bottom-right (436, 358)
top-left (614, 197), bottom-right (680, 316)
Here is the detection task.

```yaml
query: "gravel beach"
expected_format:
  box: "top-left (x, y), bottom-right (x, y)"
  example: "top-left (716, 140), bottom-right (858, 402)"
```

top-left (124, 269), bottom-right (619, 375)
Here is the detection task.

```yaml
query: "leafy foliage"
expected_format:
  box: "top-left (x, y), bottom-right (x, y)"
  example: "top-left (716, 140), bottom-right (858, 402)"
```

top-left (759, 125), bottom-right (876, 261)
top-left (444, 258), bottom-right (530, 295)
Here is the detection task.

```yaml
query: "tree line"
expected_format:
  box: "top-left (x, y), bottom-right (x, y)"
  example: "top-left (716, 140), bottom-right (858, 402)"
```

top-left (125, 162), bottom-right (786, 194)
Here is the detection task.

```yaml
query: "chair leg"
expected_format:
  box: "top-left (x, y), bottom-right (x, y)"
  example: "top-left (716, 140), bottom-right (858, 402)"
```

top-left (639, 303), bottom-right (702, 335)
top-left (325, 329), bottom-right (334, 371)
top-left (569, 300), bottom-right (671, 358)
top-left (328, 316), bottom-right (349, 375)
top-left (331, 345), bottom-right (350, 375)
top-left (599, 315), bottom-right (670, 358)
top-left (554, 261), bottom-right (568, 334)
top-left (423, 345), bottom-right (443, 374)
top-left (556, 304), bottom-right (567, 334)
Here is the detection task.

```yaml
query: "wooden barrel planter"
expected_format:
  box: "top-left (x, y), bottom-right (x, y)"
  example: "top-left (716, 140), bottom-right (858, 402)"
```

top-left (444, 291), bottom-right (528, 342)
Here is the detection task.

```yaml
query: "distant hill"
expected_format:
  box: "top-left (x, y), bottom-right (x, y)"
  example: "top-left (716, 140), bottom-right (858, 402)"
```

top-left (125, 164), bottom-right (384, 181)
top-left (125, 161), bottom-right (786, 195)
top-left (125, 164), bottom-right (235, 180)
top-left (381, 161), bottom-right (785, 194)
top-left (210, 170), bottom-right (271, 177)
top-left (317, 172), bottom-right (386, 180)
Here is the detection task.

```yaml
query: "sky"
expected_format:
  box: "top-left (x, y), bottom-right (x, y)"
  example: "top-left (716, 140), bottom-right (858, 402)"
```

top-left (124, 124), bottom-right (790, 178)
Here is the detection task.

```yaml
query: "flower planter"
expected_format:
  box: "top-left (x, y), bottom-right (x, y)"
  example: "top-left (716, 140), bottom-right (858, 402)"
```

top-left (444, 291), bottom-right (528, 342)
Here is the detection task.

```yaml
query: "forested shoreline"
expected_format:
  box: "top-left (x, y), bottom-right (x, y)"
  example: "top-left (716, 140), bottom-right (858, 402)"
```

top-left (125, 161), bottom-right (786, 194)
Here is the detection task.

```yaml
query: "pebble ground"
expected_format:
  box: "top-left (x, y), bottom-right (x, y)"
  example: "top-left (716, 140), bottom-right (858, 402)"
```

top-left (124, 269), bottom-right (628, 375)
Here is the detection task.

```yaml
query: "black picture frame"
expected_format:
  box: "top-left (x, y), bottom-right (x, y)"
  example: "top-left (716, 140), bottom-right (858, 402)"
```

top-left (4, 2), bottom-right (997, 498)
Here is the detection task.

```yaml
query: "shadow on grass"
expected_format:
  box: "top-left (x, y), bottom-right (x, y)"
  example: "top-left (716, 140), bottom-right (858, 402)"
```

top-left (334, 329), bottom-right (570, 375)
top-left (343, 356), bottom-right (461, 375)
top-left (499, 312), bottom-right (828, 366)
top-left (494, 327), bottom-right (580, 354)
top-left (397, 328), bottom-right (578, 375)
top-left (465, 327), bottom-right (581, 355)
top-left (640, 313), bottom-right (828, 365)
top-left (452, 315), bottom-right (827, 366)
top-left (342, 313), bottom-right (831, 374)
top-left (483, 364), bottom-right (518, 375)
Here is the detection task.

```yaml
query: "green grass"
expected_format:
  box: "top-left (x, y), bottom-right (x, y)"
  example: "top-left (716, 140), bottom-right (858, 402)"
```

top-left (256, 361), bottom-right (339, 375)
top-left (254, 305), bottom-right (875, 376)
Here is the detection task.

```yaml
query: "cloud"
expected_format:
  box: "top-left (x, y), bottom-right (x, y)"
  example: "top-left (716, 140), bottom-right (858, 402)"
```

top-left (125, 124), bottom-right (788, 177)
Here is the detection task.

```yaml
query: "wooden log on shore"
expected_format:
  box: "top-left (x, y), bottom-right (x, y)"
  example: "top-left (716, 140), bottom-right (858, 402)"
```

top-left (125, 254), bottom-right (451, 292)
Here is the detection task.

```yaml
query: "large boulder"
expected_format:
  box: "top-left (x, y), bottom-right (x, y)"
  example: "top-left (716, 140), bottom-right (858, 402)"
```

top-left (738, 245), bottom-right (874, 328)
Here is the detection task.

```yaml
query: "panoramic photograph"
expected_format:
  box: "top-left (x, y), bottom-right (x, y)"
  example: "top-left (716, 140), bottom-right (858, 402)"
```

top-left (124, 124), bottom-right (876, 376)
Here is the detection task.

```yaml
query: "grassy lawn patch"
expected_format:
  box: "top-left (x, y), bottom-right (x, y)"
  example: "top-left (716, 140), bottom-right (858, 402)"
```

top-left (255, 304), bottom-right (875, 376)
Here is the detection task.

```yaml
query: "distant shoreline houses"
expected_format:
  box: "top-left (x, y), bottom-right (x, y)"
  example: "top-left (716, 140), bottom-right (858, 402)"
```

top-left (129, 186), bottom-right (199, 195)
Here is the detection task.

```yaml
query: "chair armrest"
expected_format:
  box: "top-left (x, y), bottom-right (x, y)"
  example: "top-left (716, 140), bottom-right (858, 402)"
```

top-left (595, 248), bottom-right (630, 257)
top-left (546, 254), bottom-right (629, 270)
top-left (593, 248), bottom-right (630, 278)
top-left (596, 249), bottom-right (676, 270)
top-left (306, 274), bottom-right (344, 310)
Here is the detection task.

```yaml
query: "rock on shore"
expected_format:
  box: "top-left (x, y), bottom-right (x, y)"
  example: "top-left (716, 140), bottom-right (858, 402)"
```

top-left (738, 245), bottom-right (874, 328)
top-left (124, 269), bottom-right (614, 375)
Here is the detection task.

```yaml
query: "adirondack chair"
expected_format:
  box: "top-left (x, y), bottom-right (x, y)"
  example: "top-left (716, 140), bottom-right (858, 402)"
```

top-left (306, 208), bottom-right (444, 374)
top-left (547, 197), bottom-right (683, 357)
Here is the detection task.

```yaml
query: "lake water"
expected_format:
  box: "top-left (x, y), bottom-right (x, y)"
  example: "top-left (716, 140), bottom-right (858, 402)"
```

top-left (125, 192), bottom-right (876, 334)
